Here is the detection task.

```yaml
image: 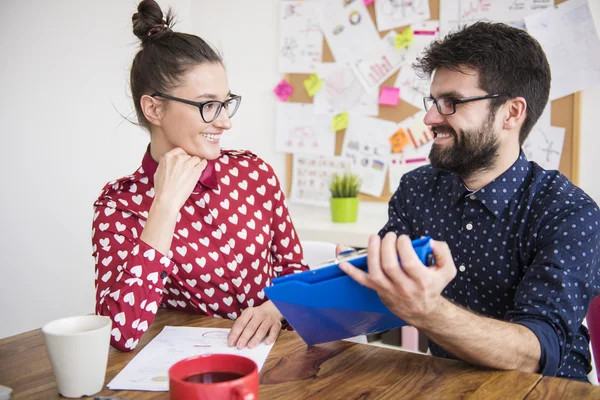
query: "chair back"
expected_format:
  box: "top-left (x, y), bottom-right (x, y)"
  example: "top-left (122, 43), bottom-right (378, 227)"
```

top-left (587, 296), bottom-right (600, 384)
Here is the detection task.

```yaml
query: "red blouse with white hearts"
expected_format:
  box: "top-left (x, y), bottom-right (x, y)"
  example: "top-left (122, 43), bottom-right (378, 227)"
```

top-left (92, 149), bottom-right (307, 351)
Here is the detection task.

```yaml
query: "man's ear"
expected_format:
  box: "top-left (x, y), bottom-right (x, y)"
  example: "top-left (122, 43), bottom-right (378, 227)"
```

top-left (140, 95), bottom-right (164, 126)
top-left (502, 96), bottom-right (527, 131)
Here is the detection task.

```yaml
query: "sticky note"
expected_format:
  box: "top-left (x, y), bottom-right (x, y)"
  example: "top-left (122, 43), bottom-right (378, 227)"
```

top-left (363, 0), bottom-right (374, 5)
top-left (303, 73), bottom-right (323, 97)
top-left (332, 112), bottom-right (349, 132)
top-left (395, 28), bottom-right (414, 49)
top-left (389, 128), bottom-right (411, 153)
top-left (379, 86), bottom-right (400, 106)
top-left (273, 79), bottom-right (293, 102)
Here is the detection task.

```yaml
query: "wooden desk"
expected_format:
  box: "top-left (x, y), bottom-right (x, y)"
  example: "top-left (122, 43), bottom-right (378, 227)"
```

top-left (1, 309), bottom-right (598, 399)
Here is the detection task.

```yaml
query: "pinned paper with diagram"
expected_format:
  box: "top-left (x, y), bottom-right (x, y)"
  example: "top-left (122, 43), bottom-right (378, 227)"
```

top-left (525, 0), bottom-right (600, 100)
top-left (276, 103), bottom-right (335, 156)
top-left (313, 62), bottom-right (379, 116)
top-left (316, 0), bottom-right (380, 63)
top-left (397, 111), bottom-right (434, 149)
top-left (395, 66), bottom-right (430, 109)
top-left (279, 0), bottom-right (323, 73)
top-left (440, 0), bottom-right (554, 35)
top-left (393, 21), bottom-right (439, 109)
top-left (523, 125), bottom-right (565, 171)
top-left (341, 115), bottom-right (398, 197)
top-left (389, 141), bottom-right (433, 192)
top-left (351, 30), bottom-right (407, 92)
top-left (291, 155), bottom-right (351, 206)
top-left (375, 0), bottom-right (431, 32)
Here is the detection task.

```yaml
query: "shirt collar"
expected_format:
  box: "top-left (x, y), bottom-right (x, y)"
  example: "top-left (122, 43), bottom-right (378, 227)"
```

top-left (447, 151), bottom-right (532, 217)
top-left (140, 145), bottom-right (219, 192)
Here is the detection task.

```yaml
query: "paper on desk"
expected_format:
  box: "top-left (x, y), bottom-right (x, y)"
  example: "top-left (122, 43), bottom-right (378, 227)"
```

top-left (525, 0), bottom-right (600, 100)
top-left (106, 326), bottom-right (274, 392)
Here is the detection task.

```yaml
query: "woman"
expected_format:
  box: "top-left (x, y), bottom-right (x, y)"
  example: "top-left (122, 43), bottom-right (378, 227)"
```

top-left (92, 0), bottom-right (307, 352)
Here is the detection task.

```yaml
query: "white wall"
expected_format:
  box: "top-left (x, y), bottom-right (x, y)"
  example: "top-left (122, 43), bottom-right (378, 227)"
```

top-left (579, 86), bottom-right (600, 204)
top-left (1, 0), bottom-right (599, 338)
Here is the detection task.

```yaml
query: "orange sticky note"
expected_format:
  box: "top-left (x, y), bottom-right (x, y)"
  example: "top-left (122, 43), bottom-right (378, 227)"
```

top-left (389, 128), bottom-right (411, 153)
top-left (332, 112), bottom-right (349, 131)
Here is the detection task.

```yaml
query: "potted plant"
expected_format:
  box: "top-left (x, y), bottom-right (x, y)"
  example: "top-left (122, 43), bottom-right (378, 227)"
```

top-left (329, 172), bottom-right (361, 223)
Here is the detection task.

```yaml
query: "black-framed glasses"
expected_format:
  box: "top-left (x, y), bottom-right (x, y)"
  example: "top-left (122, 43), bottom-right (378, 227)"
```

top-left (151, 92), bottom-right (242, 123)
top-left (423, 94), bottom-right (500, 116)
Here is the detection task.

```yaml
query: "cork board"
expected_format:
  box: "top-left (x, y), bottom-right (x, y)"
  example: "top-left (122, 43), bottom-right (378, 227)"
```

top-left (284, 0), bottom-right (581, 202)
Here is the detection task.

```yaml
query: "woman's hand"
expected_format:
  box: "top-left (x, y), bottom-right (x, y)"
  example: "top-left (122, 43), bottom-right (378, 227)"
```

top-left (153, 147), bottom-right (207, 212)
top-left (227, 301), bottom-right (283, 349)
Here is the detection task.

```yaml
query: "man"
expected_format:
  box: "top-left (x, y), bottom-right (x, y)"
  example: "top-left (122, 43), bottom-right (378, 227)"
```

top-left (339, 22), bottom-right (600, 382)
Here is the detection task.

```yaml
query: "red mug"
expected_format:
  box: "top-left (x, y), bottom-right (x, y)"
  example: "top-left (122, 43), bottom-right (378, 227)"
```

top-left (169, 354), bottom-right (259, 400)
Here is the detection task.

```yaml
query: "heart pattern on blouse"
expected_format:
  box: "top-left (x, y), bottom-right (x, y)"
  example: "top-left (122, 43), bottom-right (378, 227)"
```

top-left (93, 151), bottom-right (307, 351)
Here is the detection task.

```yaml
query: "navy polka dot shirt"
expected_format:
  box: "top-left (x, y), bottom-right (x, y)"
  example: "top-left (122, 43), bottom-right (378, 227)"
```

top-left (380, 152), bottom-right (600, 381)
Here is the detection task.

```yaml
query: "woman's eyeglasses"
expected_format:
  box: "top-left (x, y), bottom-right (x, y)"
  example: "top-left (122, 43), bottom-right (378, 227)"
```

top-left (151, 92), bottom-right (242, 123)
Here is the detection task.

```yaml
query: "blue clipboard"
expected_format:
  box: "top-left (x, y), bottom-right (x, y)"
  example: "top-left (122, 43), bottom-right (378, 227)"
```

top-left (264, 236), bottom-right (434, 345)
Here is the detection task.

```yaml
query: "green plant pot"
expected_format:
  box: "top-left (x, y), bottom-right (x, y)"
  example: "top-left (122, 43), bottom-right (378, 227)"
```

top-left (330, 197), bottom-right (359, 223)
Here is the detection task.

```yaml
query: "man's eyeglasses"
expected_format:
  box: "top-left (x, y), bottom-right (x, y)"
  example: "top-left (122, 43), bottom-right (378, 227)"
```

top-left (423, 94), bottom-right (500, 116)
top-left (151, 92), bottom-right (242, 123)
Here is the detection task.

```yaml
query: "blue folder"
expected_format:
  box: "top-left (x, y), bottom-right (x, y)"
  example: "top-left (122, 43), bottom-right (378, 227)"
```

top-left (264, 237), bottom-right (433, 345)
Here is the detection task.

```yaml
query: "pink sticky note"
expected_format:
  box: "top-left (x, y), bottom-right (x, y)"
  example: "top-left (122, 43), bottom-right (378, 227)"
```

top-left (379, 86), bottom-right (400, 106)
top-left (273, 79), bottom-right (293, 102)
top-left (364, 0), bottom-right (374, 5)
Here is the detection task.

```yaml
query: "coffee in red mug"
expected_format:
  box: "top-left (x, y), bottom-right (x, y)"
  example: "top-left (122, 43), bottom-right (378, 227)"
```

top-left (169, 354), bottom-right (259, 400)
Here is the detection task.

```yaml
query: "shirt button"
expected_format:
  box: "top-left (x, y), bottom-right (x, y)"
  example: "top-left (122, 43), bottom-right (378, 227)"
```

top-left (160, 271), bottom-right (167, 279)
top-left (469, 195), bottom-right (476, 200)
top-left (459, 265), bottom-right (466, 272)
top-left (466, 223), bottom-right (473, 231)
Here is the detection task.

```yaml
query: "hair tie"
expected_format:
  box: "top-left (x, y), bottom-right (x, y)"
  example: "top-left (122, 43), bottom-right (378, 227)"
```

top-left (147, 24), bottom-right (168, 37)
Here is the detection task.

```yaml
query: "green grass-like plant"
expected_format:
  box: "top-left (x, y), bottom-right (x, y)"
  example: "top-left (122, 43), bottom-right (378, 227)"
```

top-left (329, 172), bottom-right (361, 198)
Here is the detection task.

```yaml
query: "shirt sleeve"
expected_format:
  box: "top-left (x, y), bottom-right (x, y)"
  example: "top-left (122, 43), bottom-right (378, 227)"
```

top-left (92, 204), bottom-right (177, 352)
top-left (264, 167), bottom-right (308, 277)
top-left (506, 202), bottom-right (600, 375)
top-left (378, 175), bottom-right (413, 238)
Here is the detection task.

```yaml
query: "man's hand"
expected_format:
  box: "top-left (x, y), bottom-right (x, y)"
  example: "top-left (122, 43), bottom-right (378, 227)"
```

top-left (227, 301), bottom-right (283, 349)
top-left (338, 233), bottom-right (457, 326)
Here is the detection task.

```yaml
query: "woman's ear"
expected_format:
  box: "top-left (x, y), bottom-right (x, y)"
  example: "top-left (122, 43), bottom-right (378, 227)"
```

top-left (502, 96), bottom-right (527, 131)
top-left (140, 95), bottom-right (164, 126)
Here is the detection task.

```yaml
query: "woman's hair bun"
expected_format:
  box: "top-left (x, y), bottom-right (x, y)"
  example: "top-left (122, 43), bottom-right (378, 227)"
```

top-left (132, 0), bottom-right (174, 44)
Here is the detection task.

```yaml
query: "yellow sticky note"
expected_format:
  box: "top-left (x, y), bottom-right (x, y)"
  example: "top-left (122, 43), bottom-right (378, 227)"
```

top-left (303, 73), bottom-right (323, 97)
top-left (332, 112), bottom-right (349, 131)
top-left (395, 28), bottom-right (414, 49)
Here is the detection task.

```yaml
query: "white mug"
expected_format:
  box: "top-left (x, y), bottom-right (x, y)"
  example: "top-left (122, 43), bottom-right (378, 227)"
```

top-left (42, 315), bottom-right (112, 398)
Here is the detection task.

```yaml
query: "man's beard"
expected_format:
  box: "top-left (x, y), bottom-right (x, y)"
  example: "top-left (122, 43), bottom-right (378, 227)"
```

top-left (428, 116), bottom-right (500, 179)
